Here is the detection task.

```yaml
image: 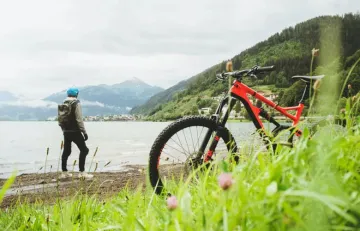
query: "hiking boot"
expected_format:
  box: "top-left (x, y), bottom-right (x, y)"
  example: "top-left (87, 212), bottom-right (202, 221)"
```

top-left (78, 172), bottom-right (94, 179)
top-left (59, 172), bottom-right (73, 179)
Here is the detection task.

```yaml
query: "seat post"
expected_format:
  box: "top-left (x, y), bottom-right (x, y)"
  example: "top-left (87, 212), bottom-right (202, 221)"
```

top-left (299, 83), bottom-right (309, 104)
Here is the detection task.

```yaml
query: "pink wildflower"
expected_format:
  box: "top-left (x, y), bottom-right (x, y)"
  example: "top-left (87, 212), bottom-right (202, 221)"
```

top-left (167, 196), bottom-right (178, 210)
top-left (218, 173), bottom-right (234, 190)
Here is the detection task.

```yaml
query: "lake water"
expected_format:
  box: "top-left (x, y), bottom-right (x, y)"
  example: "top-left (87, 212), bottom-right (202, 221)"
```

top-left (0, 121), bottom-right (273, 178)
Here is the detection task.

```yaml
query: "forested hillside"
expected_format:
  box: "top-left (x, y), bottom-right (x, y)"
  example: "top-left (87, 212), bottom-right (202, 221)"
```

top-left (131, 13), bottom-right (360, 120)
top-left (130, 79), bottom-right (191, 115)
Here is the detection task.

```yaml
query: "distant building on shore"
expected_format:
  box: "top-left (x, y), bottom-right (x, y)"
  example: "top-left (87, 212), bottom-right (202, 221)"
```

top-left (46, 114), bottom-right (138, 122)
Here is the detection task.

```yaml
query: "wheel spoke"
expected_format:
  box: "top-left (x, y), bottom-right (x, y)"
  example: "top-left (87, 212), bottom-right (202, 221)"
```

top-left (182, 129), bottom-right (192, 155)
top-left (169, 137), bottom-right (191, 155)
top-left (163, 143), bottom-right (189, 159)
top-left (195, 126), bottom-right (204, 151)
top-left (175, 133), bottom-right (191, 156)
top-left (161, 150), bottom-right (183, 163)
top-left (189, 127), bottom-right (196, 154)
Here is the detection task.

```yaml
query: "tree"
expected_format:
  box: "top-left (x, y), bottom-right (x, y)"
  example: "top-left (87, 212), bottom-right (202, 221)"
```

top-left (196, 96), bottom-right (201, 104)
top-left (197, 99), bottom-right (215, 109)
top-left (234, 101), bottom-right (241, 114)
top-left (191, 105), bottom-right (199, 115)
top-left (241, 108), bottom-right (251, 120)
top-left (279, 81), bottom-right (307, 106)
top-left (210, 102), bottom-right (219, 114)
top-left (276, 91), bottom-right (284, 104)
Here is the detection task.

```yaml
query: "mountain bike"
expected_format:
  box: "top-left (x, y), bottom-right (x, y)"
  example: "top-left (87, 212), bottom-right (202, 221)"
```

top-left (148, 64), bottom-right (346, 195)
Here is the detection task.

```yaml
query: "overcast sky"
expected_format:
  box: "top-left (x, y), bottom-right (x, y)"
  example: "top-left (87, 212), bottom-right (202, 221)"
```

top-left (0, 0), bottom-right (359, 99)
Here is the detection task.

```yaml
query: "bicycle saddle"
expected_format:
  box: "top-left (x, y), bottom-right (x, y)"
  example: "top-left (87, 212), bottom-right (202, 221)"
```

top-left (292, 75), bottom-right (325, 82)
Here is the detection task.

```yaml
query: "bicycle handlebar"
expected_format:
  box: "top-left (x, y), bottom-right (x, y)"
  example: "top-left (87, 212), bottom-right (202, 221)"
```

top-left (257, 65), bottom-right (275, 73)
top-left (215, 65), bottom-right (275, 81)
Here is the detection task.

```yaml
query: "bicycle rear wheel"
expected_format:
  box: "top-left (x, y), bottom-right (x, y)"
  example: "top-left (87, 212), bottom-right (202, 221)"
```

top-left (284, 117), bottom-right (347, 147)
top-left (309, 117), bottom-right (347, 138)
top-left (148, 116), bottom-right (237, 195)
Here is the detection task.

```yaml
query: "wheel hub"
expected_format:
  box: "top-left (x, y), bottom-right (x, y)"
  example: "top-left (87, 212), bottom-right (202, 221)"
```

top-left (184, 151), bottom-right (203, 173)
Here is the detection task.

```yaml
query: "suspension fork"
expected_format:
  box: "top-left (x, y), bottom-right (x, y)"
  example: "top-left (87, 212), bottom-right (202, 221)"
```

top-left (198, 96), bottom-right (237, 162)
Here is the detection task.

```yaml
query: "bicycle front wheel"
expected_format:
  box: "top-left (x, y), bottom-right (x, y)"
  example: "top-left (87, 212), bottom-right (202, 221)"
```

top-left (148, 116), bottom-right (237, 195)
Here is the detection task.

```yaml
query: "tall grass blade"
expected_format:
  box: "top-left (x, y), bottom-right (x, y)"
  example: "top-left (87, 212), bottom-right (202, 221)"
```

top-left (0, 172), bottom-right (16, 203)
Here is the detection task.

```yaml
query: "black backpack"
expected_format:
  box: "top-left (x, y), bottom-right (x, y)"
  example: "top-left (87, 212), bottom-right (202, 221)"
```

top-left (58, 101), bottom-right (77, 127)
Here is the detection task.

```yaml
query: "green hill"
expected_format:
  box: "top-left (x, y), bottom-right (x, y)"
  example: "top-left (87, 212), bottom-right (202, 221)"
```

top-left (131, 13), bottom-right (360, 120)
top-left (130, 79), bottom-right (190, 116)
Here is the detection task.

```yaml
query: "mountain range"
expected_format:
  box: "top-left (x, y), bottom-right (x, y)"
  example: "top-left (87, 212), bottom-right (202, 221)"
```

top-left (0, 91), bottom-right (18, 102)
top-left (0, 77), bottom-right (163, 121)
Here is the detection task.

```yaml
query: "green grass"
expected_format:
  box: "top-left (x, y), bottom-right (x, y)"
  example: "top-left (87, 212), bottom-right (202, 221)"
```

top-left (1, 120), bottom-right (360, 230)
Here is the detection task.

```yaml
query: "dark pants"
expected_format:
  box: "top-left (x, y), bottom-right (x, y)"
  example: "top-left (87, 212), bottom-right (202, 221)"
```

top-left (62, 132), bottom-right (89, 172)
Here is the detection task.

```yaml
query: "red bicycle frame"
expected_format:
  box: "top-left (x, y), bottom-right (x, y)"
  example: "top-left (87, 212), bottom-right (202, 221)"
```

top-left (231, 80), bottom-right (304, 129)
top-left (203, 79), bottom-right (306, 162)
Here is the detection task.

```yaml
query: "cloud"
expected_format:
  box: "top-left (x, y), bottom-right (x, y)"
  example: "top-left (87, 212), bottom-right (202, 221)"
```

top-left (81, 100), bottom-right (105, 107)
top-left (0, 0), bottom-right (358, 98)
top-left (0, 99), bottom-right (108, 109)
top-left (0, 100), bottom-right (58, 109)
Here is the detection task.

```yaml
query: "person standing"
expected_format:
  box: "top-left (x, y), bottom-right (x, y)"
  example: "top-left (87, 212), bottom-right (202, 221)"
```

top-left (57, 87), bottom-right (93, 179)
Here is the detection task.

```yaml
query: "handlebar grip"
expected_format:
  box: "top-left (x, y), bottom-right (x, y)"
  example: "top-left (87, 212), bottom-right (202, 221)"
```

top-left (216, 73), bottom-right (223, 78)
top-left (257, 65), bottom-right (275, 72)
